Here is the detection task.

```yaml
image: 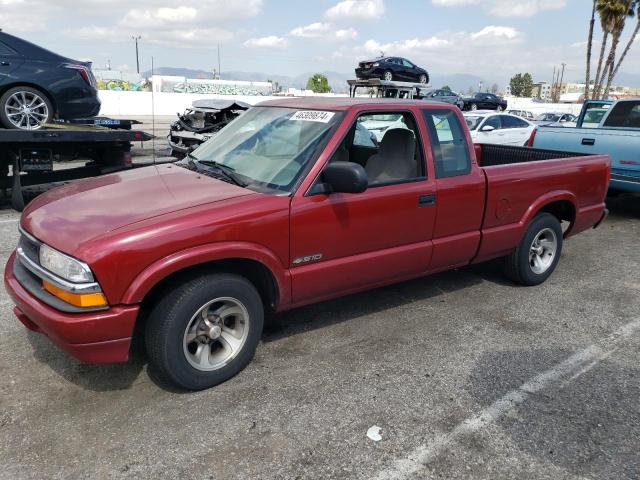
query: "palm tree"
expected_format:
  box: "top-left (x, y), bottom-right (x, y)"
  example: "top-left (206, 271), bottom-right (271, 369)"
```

top-left (585, 0), bottom-right (597, 100)
top-left (605, 0), bottom-right (640, 96)
top-left (593, 0), bottom-right (627, 98)
top-left (602, 0), bottom-right (635, 97)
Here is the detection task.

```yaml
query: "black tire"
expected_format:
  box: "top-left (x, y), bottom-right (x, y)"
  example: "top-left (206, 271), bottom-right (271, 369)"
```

top-left (496, 106), bottom-right (503, 112)
top-left (470, 103), bottom-right (478, 111)
top-left (504, 213), bottom-right (563, 286)
top-left (0, 86), bottom-right (53, 130)
top-left (145, 273), bottom-right (264, 390)
top-left (383, 70), bottom-right (394, 82)
top-left (418, 73), bottom-right (428, 84)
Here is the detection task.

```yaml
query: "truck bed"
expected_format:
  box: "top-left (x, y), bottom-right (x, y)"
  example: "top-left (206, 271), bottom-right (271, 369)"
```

top-left (471, 143), bottom-right (610, 263)
top-left (531, 125), bottom-right (640, 193)
top-left (474, 143), bottom-right (585, 167)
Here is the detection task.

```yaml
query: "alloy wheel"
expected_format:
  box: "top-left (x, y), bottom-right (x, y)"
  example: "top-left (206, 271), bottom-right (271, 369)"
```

top-left (182, 297), bottom-right (250, 371)
top-left (4, 90), bottom-right (49, 130)
top-left (529, 228), bottom-right (558, 274)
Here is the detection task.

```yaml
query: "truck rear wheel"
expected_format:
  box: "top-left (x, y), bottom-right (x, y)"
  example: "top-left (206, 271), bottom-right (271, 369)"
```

top-left (145, 273), bottom-right (264, 390)
top-left (504, 213), bottom-right (563, 286)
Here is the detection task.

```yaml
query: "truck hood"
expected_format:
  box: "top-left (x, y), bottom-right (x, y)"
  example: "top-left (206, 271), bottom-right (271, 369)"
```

top-left (21, 164), bottom-right (256, 253)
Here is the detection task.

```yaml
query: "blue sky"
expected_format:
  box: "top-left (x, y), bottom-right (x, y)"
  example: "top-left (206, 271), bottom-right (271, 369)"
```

top-left (1, 0), bottom-right (638, 86)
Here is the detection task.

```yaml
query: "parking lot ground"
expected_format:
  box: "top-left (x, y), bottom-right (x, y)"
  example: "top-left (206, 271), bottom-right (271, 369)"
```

top-left (0, 195), bottom-right (639, 480)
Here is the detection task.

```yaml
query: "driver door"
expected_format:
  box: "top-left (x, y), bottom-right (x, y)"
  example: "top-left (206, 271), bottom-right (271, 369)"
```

top-left (289, 109), bottom-right (437, 304)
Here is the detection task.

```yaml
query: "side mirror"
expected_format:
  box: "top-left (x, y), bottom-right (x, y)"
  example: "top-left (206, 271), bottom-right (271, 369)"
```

top-left (310, 161), bottom-right (368, 195)
top-left (480, 125), bottom-right (495, 132)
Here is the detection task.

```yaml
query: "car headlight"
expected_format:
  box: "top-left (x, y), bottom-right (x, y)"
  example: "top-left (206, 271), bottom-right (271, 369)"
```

top-left (373, 62), bottom-right (379, 67)
top-left (39, 244), bottom-right (94, 283)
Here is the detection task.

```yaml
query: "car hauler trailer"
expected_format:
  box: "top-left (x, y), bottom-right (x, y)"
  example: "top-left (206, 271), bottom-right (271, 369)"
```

top-left (347, 78), bottom-right (431, 99)
top-left (0, 123), bottom-right (153, 211)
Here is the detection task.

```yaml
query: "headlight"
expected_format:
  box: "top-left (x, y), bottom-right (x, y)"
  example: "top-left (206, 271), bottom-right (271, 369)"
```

top-left (39, 244), bottom-right (94, 283)
top-left (373, 62), bottom-right (379, 67)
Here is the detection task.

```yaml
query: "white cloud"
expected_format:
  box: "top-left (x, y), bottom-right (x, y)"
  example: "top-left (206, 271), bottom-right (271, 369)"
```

top-left (289, 22), bottom-right (358, 41)
top-left (119, 7), bottom-right (198, 28)
top-left (432, 0), bottom-right (479, 5)
top-left (432, 0), bottom-right (566, 17)
top-left (325, 0), bottom-right (384, 21)
top-left (471, 26), bottom-right (520, 41)
top-left (243, 35), bottom-right (287, 48)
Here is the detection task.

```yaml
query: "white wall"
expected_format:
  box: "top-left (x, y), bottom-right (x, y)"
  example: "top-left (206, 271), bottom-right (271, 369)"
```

top-left (504, 97), bottom-right (583, 115)
top-left (97, 91), bottom-right (280, 116)
top-left (98, 91), bottom-right (586, 117)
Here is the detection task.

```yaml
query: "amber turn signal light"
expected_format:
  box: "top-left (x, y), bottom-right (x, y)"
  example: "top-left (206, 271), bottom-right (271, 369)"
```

top-left (42, 280), bottom-right (108, 308)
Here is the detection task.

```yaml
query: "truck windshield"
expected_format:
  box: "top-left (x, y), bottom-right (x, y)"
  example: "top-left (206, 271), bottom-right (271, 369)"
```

top-left (186, 106), bottom-right (341, 193)
top-left (464, 115), bottom-right (483, 130)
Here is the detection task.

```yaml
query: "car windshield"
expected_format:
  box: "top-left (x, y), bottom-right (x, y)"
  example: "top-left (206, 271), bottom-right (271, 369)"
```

top-left (464, 115), bottom-right (484, 131)
top-left (537, 113), bottom-right (561, 122)
top-left (182, 106), bottom-right (341, 194)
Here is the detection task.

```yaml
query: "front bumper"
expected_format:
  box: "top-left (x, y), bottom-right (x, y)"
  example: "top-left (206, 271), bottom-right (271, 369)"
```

top-left (4, 252), bottom-right (138, 363)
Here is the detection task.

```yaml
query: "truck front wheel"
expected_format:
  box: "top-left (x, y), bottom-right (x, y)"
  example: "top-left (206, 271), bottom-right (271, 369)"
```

top-left (145, 273), bottom-right (264, 390)
top-left (504, 213), bottom-right (563, 286)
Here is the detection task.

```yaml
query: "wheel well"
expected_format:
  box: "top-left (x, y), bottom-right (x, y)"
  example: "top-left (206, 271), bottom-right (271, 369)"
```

top-left (134, 258), bottom-right (279, 336)
top-left (0, 83), bottom-right (57, 112)
top-left (537, 200), bottom-right (575, 225)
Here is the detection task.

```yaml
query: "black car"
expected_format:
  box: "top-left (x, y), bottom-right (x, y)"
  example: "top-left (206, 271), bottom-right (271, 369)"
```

top-left (0, 32), bottom-right (100, 130)
top-left (460, 92), bottom-right (507, 112)
top-left (356, 57), bottom-right (429, 84)
top-left (421, 89), bottom-right (463, 108)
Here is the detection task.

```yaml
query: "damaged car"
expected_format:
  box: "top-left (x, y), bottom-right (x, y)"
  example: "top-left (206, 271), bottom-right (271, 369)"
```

top-left (168, 99), bottom-right (250, 157)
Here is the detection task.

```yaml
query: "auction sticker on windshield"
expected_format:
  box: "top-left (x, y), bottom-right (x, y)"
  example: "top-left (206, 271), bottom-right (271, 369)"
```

top-left (290, 111), bottom-right (335, 123)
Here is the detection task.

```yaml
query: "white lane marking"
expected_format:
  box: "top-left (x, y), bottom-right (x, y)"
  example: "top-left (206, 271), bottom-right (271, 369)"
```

top-left (374, 317), bottom-right (640, 480)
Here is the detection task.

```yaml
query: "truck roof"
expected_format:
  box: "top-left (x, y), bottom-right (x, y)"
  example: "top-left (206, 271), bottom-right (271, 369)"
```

top-left (257, 97), bottom-right (446, 111)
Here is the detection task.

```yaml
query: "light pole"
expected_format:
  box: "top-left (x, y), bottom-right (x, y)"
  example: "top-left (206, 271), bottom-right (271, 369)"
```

top-left (131, 35), bottom-right (141, 74)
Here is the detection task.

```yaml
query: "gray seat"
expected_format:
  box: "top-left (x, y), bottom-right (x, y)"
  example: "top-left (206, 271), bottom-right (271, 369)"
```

top-left (365, 128), bottom-right (417, 183)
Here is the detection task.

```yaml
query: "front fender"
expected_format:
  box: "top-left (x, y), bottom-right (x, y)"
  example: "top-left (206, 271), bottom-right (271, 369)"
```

top-left (121, 242), bottom-right (291, 306)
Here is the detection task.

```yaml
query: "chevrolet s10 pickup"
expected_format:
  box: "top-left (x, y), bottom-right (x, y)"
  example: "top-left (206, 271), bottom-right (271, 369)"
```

top-left (4, 98), bottom-right (610, 390)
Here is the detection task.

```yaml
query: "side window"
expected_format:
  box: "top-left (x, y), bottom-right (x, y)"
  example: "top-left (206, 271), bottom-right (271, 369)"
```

top-left (333, 111), bottom-right (425, 186)
top-left (603, 101), bottom-right (640, 128)
top-left (423, 110), bottom-right (471, 179)
top-left (501, 115), bottom-right (528, 128)
top-left (484, 116), bottom-right (502, 130)
top-left (402, 59), bottom-right (413, 68)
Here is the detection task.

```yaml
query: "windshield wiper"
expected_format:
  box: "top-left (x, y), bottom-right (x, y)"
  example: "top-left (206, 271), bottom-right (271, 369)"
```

top-left (192, 157), bottom-right (248, 187)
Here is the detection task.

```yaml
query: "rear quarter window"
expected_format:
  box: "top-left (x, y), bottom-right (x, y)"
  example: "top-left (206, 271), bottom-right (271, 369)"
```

top-left (602, 102), bottom-right (640, 128)
top-left (423, 110), bottom-right (471, 178)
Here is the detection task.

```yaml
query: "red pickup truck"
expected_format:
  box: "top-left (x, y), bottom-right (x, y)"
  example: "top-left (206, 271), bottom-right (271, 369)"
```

top-left (4, 98), bottom-right (609, 390)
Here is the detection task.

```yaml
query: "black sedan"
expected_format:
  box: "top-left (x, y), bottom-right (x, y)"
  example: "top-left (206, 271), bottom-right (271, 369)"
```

top-left (356, 57), bottom-right (429, 84)
top-left (460, 92), bottom-right (507, 112)
top-left (0, 32), bottom-right (100, 130)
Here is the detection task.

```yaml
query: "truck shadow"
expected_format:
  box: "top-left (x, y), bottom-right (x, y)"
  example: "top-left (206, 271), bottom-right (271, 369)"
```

top-left (606, 193), bottom-right (640, 219)
top-left (26, 331), bottom-right (146, 392)
top-left (263, 261), bottom-right (511, 343)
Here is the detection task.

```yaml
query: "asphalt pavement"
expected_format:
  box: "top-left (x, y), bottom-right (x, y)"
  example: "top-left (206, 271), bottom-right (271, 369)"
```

top-left (0, 194), bottom-right (638, 479)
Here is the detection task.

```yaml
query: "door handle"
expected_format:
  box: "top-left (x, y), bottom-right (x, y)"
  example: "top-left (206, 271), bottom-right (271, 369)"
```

top-left (418, 193), bottom-right (436, 207)
top-left (0, 62), bottom-right (10, 66)
top-left (582, 138), bottom-right (595, 146)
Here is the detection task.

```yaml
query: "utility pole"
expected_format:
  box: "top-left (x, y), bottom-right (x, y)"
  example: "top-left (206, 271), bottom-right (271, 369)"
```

top-left (131, 36), bottom-right (141, 74)
top-left (551, 66), bottom-right (556, 102)
top-left (217, 44), bottom-right (221, 80)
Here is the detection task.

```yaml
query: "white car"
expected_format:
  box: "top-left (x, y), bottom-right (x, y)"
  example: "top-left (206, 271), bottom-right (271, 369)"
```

top-left (463, 111), bottom-right (535, 146)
